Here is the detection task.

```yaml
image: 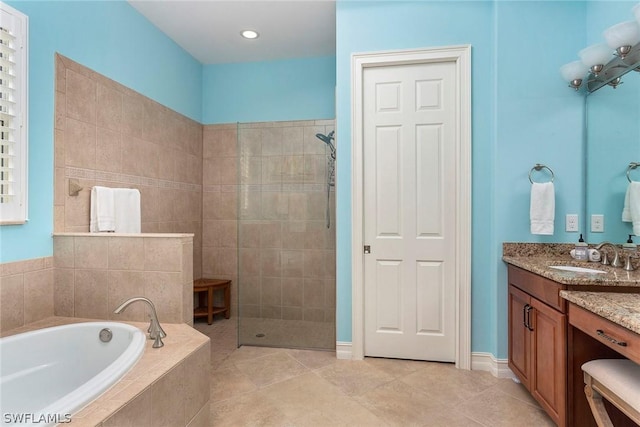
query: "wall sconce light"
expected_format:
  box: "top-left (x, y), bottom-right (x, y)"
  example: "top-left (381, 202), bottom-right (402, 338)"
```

top-left (603, 20), bottom-right (640, 58)
top-left (607, 77), bottom-right (623, 88)
top-left (560, 60), bottom-right (589, 90)
top-left (579, 43), bottom-right (612, 75)
top-left (562, 3), bottom-right (640, 93)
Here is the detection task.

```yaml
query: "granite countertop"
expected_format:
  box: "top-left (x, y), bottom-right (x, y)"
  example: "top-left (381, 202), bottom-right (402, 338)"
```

top-left (560, 291), bottom-right (640, 335)
top-left (503, 243), bottom-right (640, 286)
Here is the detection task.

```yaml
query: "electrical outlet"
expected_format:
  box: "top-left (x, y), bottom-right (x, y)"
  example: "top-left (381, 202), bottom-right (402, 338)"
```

top-left (566, 214), bottom-right (579, 232)
top-left (591, 214), bottom-right (604, 232)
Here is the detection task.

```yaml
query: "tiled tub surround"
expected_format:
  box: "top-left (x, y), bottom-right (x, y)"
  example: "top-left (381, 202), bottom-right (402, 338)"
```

top-left (202, 120), bottom-right (337, 350)
top-left (54, 54), bottom-right (203, 279)
top-left (1, 316), bottom-right (210, 427)
top-left (0, 257), bottom-right (54, 333)
top-left (503, 242), bottom-right (640, 287)
top-left (53, 233), bottom-right (194, 325)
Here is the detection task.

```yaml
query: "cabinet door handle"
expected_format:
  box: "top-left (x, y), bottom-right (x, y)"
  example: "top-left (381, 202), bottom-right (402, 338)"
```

top-left (596, 329), bottom-right (628, 347)
top-left (523, 304), bottom-right (530, 329)
top-left (525, 306), bottom-right (534, 331)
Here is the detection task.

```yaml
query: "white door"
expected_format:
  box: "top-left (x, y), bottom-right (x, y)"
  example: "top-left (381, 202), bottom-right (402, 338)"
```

top-left (363, 60), bottom-right (457, 362)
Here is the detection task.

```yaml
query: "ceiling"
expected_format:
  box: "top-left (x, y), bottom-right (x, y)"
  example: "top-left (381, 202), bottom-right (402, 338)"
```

top-left (128, 0), bottom-right (336, 64)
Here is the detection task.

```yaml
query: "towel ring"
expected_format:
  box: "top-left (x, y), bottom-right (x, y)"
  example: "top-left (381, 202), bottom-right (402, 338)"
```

top-left (627, 162), bottom-right (640, 182)
top-left (529, 164), bottom-right (555, 184)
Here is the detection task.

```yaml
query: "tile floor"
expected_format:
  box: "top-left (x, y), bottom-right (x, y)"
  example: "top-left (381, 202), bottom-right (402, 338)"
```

top-left (194, 317), bottom-right (555, 427)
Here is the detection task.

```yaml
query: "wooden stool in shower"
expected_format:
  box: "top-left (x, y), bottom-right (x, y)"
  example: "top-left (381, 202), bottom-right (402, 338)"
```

top-left (193, 278), bottom-right (231, 325)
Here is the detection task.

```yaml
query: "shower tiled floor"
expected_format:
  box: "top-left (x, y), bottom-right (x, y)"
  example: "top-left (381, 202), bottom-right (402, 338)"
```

top-left (194, 317), bottom-right (555, 427)
top-left (237, 317), bottom-right (335, 350)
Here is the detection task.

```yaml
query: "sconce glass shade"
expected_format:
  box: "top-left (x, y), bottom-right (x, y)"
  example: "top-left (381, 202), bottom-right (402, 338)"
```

top-left (632, 3), bottom-right (640, 24)
top-left (560, 60), bottom-right (588, 88)
top-left (579, 43), bottom-right (613, 74)
top-left (603, 20), bottom-right (640, 54)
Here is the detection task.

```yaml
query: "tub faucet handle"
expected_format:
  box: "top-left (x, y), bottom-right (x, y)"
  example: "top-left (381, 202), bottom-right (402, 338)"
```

top-left (114, 297), bottom-right (166, 348)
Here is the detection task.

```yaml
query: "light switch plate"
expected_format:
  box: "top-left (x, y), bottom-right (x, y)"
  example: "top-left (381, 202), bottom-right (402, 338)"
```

top-left (591, 214), bottom-right (604, 233)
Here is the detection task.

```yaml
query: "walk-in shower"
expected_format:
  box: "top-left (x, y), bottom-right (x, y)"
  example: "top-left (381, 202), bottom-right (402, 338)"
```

top-left (315, 131), bottom-right (336, 229)
top-left (237, 121), bottom-right (336, 351)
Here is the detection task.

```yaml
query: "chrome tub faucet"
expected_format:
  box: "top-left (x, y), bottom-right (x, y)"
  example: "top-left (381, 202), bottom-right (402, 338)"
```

top-left (114, 297), bottom-right (166, 348)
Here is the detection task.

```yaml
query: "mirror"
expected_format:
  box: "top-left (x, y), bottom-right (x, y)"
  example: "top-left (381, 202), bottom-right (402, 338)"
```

top-left (585, 64), bottom-right (640, 243)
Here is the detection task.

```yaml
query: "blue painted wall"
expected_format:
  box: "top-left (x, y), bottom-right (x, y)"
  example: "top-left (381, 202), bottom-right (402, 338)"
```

top-left (0, 1), bottom-right (202, 263)
top-left (202, 56), bottom-right (336, 124)
top-left (335, 1), bottom-right (588, 358)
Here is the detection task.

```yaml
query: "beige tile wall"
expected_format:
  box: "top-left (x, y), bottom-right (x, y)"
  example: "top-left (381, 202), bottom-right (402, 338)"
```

top-left (0, 257), bottom-right (54, 333)
top-left (53, 234), bottom-right (193, 325)
top-left (202, 120), bottom-right (336, 324)
top-left (54, 54), bottom-right (203, 279)
top-left (100, 340), bottom-right (210, 427)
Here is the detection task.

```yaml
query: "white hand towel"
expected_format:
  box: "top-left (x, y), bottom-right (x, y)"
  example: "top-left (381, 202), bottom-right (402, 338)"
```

top-left (89, 186), bottom-right (115, 232)
top-left (530, 182), bottom-right (555, 235)
top-left (622, 182), bottom-right (640, 235)
top-left (113, 188), bottom-right (141, 233)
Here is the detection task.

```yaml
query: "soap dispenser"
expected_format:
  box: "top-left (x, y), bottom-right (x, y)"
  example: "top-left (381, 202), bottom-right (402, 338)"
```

top-left (574, 234), bottom-right (588, 261)
top-left (623, 235), bottom-right (637, 271)
top-left (623, 235), bottom-right (637, 251)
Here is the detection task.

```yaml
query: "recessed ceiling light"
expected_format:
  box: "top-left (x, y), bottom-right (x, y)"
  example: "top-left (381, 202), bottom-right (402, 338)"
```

top-left (241, 30), bottom-right (259, 39)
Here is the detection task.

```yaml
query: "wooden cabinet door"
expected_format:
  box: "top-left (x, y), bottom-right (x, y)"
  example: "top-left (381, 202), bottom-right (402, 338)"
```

top-left (508, 284), bottom-right (531, 388)
top-left (530, 297), bottom-right (567, 427)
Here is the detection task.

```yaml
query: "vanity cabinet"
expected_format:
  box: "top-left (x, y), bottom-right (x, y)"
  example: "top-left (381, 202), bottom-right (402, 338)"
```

top-left (508, 267), bottom-right (567, 427)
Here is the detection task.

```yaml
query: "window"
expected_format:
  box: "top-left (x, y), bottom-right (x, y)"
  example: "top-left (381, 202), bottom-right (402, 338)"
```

top-left (0, 2), bottom-right (27, 224)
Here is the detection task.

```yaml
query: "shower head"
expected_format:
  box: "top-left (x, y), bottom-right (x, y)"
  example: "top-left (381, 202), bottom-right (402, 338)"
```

top-left (315, 131), bottom-right (336, 159)
top-left (315, 131), bottom-right (334, 145)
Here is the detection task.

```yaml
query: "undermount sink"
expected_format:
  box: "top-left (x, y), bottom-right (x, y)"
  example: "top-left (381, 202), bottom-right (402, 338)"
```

top-left (548, 265), bottom-right (606, 274)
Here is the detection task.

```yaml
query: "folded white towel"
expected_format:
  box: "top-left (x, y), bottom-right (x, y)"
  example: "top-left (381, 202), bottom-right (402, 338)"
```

top-left (622, 182), bottom-right (640, 235)
top-left (530, 182), bottom-right (555, 235)
top-left (113, 188), bottom-right (141, 233)
top-left (89, 186), bottom-right (115, 232)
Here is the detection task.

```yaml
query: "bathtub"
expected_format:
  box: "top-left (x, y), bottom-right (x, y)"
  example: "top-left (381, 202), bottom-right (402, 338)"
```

top-left (0, 322), bottom-right (145, 426)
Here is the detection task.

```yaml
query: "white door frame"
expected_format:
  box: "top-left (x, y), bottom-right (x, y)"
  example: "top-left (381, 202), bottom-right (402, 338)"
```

top-left (351, 46), bottom-right (472, 369)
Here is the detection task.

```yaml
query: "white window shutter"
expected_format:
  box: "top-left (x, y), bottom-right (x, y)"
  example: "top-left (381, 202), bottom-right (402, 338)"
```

top-left (0, 2), bottom-right (28, 224)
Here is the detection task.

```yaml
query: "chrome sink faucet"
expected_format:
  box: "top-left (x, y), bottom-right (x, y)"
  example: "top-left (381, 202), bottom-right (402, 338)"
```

top-left (114, 297), bottom-right (167, 348)
top-left (594, 242), bottom-right (622, 268)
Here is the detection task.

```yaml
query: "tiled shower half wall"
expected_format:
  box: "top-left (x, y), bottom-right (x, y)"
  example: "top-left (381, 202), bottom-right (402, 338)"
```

top-left (236, 121), bottom-right (336, 350)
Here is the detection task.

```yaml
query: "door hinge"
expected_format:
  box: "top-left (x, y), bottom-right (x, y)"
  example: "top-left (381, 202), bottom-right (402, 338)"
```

top-left (364, 245), bottom-right (371, 254)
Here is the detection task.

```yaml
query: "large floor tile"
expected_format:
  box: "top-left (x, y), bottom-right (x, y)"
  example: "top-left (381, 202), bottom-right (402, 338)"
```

top-left (315, 359), bottom-right (395, 396)
top-left (211, 392), bottom-right (287, 427)
top-left (458, 386), bottom-right (555, 427)
top-left (234, 352), bottom-right (309, 387)
top-left (256, 372), bottom-right (385, 425)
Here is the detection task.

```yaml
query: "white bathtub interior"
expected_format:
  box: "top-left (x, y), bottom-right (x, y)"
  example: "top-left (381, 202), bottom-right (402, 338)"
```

top-left (0, 322), bottom-right (145, 425)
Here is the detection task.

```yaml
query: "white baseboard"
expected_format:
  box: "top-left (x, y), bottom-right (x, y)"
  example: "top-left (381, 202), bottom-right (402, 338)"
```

top-left (335, 346), bottom-right (514, 378)
top-left (336, 341), bottom-right (352, 360)
top-left (471, 352), bottom-right (516, 379)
